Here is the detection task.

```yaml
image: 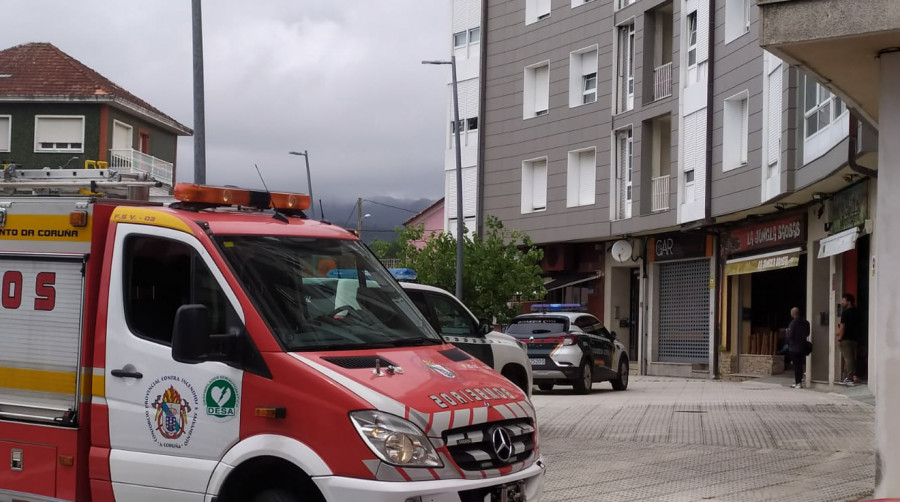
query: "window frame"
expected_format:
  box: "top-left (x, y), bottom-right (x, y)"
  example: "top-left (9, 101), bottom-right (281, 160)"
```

top-left (567, 147), bottom-right (597, 208)
top-left (34, 115), bottom-right (85, 153)
top-left (804, 75), bottom-right (846, 139)
top-left (521, 157), bottom-right (549, 213)
top-left (724, 0), bottom-right (750, 44)
top-left (524, 61), bottom-right (551, 119)
top-left (723, 90), bottom-right (750, 171)
top-left (687, 12), bottom-right (698, 68)
top-left (569, 46), bottom-right (599, 108)
top-left (0, 115), bottom-right (10, 152)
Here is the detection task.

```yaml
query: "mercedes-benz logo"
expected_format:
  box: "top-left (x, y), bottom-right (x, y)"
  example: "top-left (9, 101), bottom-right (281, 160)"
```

top-left (490, 427), bottom-right (514, 462)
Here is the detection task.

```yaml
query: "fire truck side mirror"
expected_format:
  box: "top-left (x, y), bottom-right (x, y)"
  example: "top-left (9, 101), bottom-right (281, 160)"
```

top-left (172, 304), bottom-right (211, 364)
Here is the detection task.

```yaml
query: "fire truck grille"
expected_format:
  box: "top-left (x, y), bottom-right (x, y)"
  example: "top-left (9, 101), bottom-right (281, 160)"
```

top-left (321, 356), bottom-right (397, 369)
top-left (443, 418), bottom-right (535, 471)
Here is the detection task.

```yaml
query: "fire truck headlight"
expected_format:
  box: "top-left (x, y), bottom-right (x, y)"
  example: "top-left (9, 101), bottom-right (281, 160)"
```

top-left (350, 410), bottom-right (442, 468)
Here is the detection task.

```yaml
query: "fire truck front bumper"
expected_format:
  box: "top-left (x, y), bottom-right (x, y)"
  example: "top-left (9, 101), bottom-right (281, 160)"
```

top-left (313, 456), bottom-right (545, 502)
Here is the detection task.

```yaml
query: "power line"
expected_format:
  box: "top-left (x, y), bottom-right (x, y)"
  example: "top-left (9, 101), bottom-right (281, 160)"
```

top-left (362, 199), bottom-right (423, 213)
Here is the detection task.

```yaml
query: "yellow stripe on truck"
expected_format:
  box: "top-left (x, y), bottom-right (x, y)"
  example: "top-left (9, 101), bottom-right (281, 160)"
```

top-left (91, 373), bottom-right (105, 398)
top-left (111, 207), bottom-right (194, 235)
top-left (0, 214), bottom-right (92, 242)
top-left (0, 367), bottom-right (77, 395)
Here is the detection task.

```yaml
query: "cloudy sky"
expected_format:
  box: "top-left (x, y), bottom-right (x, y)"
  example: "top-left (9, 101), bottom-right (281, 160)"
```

top-left (4, 1), bottom-right (451, 206)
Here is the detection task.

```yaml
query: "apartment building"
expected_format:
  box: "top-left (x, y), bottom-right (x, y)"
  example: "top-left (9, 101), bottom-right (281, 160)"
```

top-left (467, 0), bottom-right (878, 381)
top-left (757, 0), bottom-right (899, 494)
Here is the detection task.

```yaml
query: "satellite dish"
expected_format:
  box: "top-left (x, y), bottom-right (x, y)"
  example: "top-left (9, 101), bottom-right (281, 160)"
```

top-left (611, 239), bottom-right (633, 262)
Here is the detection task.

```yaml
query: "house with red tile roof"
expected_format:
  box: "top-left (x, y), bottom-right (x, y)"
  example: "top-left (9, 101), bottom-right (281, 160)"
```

top-left (0, 42), bottom-right (191, 188)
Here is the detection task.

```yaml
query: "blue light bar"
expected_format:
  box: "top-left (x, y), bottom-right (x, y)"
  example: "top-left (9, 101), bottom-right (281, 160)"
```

top-left (530, 303), bottom-right (584, 312)
top-left (326, 269), bottom-right (372, 279)
top-left (388, 268), bottom-right (418, 282)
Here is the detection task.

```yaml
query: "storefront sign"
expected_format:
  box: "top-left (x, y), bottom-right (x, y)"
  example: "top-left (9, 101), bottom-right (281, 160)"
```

top-left (649, 234), bottom-right (712, 262)
top-left (722, 214), bottom-right (806, 256)
top-left (830, 182), bottom-right (867, 234)
top-left (724, 250), bottom-right (800, 275)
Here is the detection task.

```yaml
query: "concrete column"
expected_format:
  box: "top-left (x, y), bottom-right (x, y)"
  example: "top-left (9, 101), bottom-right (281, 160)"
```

top-left (874, 49), bottom-right (900, 497)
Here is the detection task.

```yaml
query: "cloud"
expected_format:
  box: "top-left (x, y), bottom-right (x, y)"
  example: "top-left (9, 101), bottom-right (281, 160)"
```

top-left (2, 0), bottom-right (450, 203)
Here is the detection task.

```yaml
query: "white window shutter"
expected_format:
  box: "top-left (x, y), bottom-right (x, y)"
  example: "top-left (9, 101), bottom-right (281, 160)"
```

top-left (740, 98), bottom-right (749, 164)
top-left (445, 170), bottom-right (458, 220)
top-left (462, 166), bottom-right (477, 217)
top-left (537, 0), bottom-right (551, 17)
top-left (684, 111), bottom-right (707, 202)
top-left (534, 65), bottom-right (549, 113)
top-left (533, 160), bottom-right (547, 210)
top-left (767, 62), bottom-right (783, 166)
top-left (36, 117), bottom-right (83, 143)
top-left (696, 0), bottom-right (709, 63)
top-left (0, 117), bottom-right (10, 151)
top-left (579, 150), bottom-right (596, 205)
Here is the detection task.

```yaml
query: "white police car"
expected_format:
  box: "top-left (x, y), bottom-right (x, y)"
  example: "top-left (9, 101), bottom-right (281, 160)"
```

top-left (505, 304), bottom-right (628, 394)
top-left (393, 272), bottom-right (533, 397)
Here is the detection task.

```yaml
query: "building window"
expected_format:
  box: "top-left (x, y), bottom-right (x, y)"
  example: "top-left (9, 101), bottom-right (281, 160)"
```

top-left (725, 0), bottom-right (750, 43)
top-left (567, 148), bottom-right (596, 207)
top-left (524, 62), bottom-right (550, 119)
top-left (804, 75), bottom-right (846, 138)
top-left (583, 73), bottom-right (597, 104)
top-left (723, 91), bottom-right (749, 171)
top-left (572, 0), bottom-right (596, 7)
top-left (617, 0), bottom-right (636, 9)
top-left (526, 0), bottom-right (551, 24)
top-left (34, 116), bottom-right (84, 153)
top-left (687, 12), bottom-right (698, 68)
top-left (0, 115), bottom-right (10, 152)
top-left (466, 117), bottom-right (478, 131)
top-left (521, 158), bottom-right (548, 213)
top-left (453, 31), bottom-right (467, 47)
top-left (685, 169), bottom-right (695, 184)
top-left (617, 23), bottom-right (635, 113)
top-left (468, 27), bottom-right (480, 44)
top-left (615, 128), bottom-right (633, 220)
top-left (569, 47), bottom-right (598, 107)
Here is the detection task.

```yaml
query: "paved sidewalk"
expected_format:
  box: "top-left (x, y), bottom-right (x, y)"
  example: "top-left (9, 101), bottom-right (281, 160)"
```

top-left (533, 376), bottom-right (875, 502)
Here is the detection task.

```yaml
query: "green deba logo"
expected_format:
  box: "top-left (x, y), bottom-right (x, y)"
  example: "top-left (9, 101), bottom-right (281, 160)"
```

top-left (204, 377), bottom-right (238, 421)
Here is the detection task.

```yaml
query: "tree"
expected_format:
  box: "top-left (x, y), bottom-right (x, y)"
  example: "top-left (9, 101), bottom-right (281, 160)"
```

top-left (379, 215), bottom-right (545, 324)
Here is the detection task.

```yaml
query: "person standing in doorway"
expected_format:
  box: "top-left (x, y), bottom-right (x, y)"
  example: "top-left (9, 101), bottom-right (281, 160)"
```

top-left (837, 293), bottom-right (860, 386)
top-left (787, 307), bottom-right (811, 388)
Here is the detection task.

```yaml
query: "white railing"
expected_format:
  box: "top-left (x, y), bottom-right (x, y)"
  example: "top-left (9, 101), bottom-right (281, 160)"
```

top-left (651, 175), bottom-right (670, 212)
top-left (653, 62), bottom-right (673, 101)
top-left (108, 149), bottom-right (174, 186)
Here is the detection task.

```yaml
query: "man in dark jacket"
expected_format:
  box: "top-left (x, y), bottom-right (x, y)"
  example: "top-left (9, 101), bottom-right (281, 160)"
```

top-left (786, 307), bottom-right (811, 388)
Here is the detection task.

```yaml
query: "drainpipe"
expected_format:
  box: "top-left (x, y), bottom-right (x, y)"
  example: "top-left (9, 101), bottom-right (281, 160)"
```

top-left (848, 113), bottom-right (878, 179)
top-left (704, 0), bottom-right (715, 220)
top-left (476, 0), bottom-right (489, 241)
top-left (705, 0), bottom-right (716, 377)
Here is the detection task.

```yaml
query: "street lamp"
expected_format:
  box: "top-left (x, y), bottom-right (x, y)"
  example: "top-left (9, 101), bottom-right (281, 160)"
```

top-left (288, 150), bottom-right (315, 219)
top-left (422, 55), bottom-right (464, 301)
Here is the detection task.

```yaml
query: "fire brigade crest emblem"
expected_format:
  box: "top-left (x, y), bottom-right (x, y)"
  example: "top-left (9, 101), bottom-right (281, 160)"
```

top-left (145, 376), bottom-right (198, 448)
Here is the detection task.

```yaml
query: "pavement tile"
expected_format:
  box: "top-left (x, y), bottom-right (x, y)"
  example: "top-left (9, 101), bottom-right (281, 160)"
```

top-left (534, 376), bottom-right (874, 502)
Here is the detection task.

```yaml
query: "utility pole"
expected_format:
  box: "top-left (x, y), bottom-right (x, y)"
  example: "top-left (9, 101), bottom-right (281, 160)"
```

top-left (191, 0), bottom-right (206, 184)
top-left (356, 197), bottom-right (363, 237)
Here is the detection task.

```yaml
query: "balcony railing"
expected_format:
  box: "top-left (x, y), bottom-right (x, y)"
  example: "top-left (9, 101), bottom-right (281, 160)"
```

top-left (108, 149), bottom-right (174, 186)
top-left (651, 174), bottom-right (670, 212)
top-left (653, 62), bottom-right (673, 101)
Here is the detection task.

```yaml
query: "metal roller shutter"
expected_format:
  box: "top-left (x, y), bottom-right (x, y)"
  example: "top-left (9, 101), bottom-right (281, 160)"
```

top-left (658, 259), bottom-right (709, 363)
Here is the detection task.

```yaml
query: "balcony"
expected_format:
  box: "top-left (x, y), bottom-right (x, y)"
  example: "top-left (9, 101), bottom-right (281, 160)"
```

top-left (758, 0), bottom-right (900, 126)
top-left (651, 175), bottom-right (670, 212)
top-left (108, 149), bottom-right (174, 186)
top-left (653, 62), bottom-right (673, 101)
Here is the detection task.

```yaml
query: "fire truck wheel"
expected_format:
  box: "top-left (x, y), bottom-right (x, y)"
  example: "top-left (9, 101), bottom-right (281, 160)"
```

top-left (253, 489), bottom-right (299, 502)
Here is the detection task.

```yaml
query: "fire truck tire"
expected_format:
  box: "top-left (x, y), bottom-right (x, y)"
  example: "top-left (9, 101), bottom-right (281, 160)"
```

top-left (253, 489), bottom-right (300, 502)
top-left (537, 383), bottom-right (554, 392)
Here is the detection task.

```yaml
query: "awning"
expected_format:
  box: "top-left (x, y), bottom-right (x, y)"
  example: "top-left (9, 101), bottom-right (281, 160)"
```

top-left (725, 248), bottom-right (801, 276)
top-left (817, 227), bottom-right (860, 259)
top-left (543, 272), bottom-right (601, 291)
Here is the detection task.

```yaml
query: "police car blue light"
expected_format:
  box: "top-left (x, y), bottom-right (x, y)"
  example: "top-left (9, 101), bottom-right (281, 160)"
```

top-left (388, 268), bottom-right (418, 282)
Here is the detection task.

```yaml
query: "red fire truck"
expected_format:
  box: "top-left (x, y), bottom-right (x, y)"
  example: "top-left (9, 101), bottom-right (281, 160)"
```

top-left (0, 169), bottom-right (544, 502)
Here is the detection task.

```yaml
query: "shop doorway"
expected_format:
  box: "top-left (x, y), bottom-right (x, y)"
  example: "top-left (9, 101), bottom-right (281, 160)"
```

top-left (629, 268), bottom-right (640, 361)
top-left (735, 254), bottom-right (807, 359)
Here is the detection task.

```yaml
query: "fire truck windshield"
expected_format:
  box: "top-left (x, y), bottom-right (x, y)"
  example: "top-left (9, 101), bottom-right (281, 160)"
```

top-left (214, 235), bottom-right (443, 351)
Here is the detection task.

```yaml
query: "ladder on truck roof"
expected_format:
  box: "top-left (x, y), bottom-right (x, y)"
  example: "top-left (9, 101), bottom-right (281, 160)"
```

top-left (0, 164), bottom-right (166, 199)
